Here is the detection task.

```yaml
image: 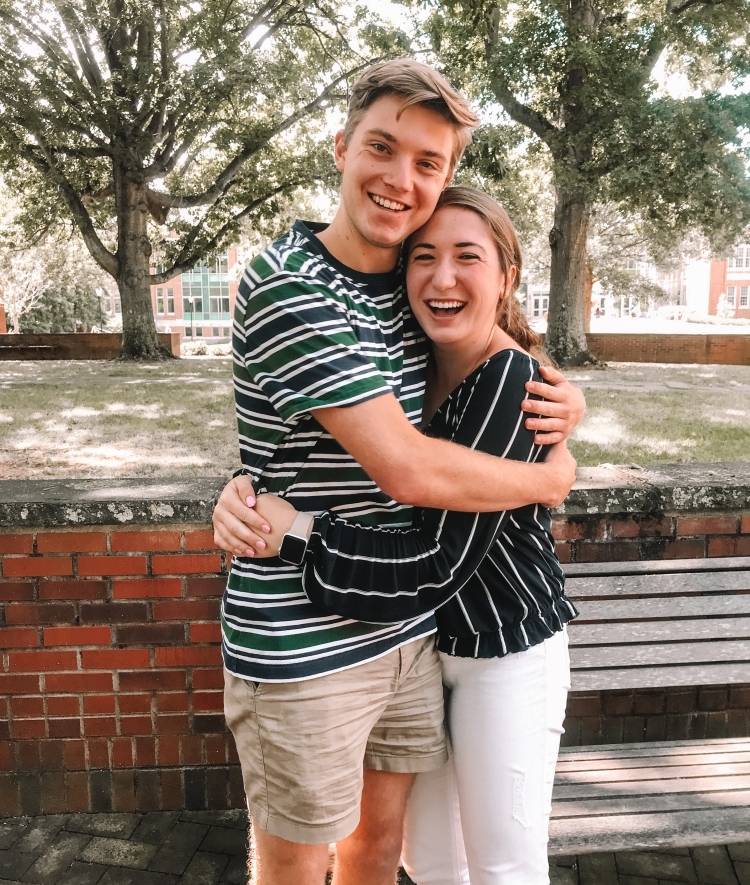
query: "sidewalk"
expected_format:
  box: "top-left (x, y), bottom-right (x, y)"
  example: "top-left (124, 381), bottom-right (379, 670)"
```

top-left (0, 811), bottom-right (748, 884)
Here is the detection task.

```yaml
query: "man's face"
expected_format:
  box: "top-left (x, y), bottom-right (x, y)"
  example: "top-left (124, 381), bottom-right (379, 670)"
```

top-left (334, 96), bottom-right (456, 255)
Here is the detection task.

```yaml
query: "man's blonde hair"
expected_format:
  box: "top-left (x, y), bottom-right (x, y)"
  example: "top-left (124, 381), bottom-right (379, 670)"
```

top-left (343, 59), bottom-right (479, 173)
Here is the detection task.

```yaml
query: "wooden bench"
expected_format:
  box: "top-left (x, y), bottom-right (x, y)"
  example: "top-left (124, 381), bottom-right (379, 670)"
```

top-left (549, 556), bottom-right (750, 855)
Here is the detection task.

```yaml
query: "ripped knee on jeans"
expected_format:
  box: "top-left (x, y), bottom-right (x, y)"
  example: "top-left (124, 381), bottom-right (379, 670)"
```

top-left (512, 768), bottom-right (530, 828)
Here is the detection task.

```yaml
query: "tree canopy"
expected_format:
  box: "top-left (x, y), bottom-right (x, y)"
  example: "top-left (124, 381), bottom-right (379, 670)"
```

top-left (416, 0), bottom-right (750, 364)
top-left (0, 0), bottom-right (399, 357)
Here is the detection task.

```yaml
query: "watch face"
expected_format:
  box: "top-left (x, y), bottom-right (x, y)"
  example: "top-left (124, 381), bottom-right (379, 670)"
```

top-left (279, 533), bottom-right (307, 566)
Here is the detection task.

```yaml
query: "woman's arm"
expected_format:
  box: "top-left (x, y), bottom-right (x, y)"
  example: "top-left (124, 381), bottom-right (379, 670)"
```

top-left (298, 351), bottom-right (562, 623)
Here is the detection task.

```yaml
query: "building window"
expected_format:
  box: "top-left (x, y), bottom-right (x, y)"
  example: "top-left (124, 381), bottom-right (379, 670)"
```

top-left (741, 286), bottom-right (749, 308)
top-left (184, 327), bottom-right (192, 337)
top-left (114, 296), bottom-right (122, 313)
top-left (167, 288), bottom-right (175, 314)
top-left (196, 327), bottom-right (203, 337)
top-left (727, 287), bottom-right (736, 306)
top-left (181, 252), bottom-right (231, 321)
top-left (156, 287), bottom-right (165, 314)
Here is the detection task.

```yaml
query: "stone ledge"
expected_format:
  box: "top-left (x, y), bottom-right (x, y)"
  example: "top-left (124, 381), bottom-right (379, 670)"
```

top-left (0, 478), bottom-right (225, 527)
top-left (562, 462), bottom-right (750, 516)
top-left (0, 463), bottom-right (749, 527)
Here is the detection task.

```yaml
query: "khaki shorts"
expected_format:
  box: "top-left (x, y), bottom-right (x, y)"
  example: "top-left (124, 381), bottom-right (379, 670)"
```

top-left (224, 636), bottom-right (447, 844)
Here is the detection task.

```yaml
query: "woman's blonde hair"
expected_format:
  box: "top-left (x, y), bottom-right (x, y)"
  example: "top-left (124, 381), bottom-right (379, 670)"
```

top-left (433, 186), bottom-right (547, 360)
top-left (344, 59), bottom-right (479, 174)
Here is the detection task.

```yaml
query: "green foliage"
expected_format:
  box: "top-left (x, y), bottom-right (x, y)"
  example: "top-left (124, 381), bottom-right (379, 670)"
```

top-left (0, 0), bottom-right (402, 281)
top-left (415, 0), bottom-right (750, 244)
top-left (20, 286), bottom-right (102, 333)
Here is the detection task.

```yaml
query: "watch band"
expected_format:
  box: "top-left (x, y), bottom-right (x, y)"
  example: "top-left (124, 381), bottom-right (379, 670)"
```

top-left (278, 512), bottom-right (315, 566)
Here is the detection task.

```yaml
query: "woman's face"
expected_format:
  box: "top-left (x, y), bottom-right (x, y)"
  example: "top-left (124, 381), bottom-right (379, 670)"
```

top-left (406, 206), bottom-right (513, 351)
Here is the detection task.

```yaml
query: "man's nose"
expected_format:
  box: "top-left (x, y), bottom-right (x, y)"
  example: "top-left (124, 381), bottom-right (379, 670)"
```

top-left (382, 156), bottom-right (413, 193)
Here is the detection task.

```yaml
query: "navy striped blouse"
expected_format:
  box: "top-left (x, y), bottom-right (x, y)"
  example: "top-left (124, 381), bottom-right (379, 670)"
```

top-left (301, 348), bottom-right (578, 659)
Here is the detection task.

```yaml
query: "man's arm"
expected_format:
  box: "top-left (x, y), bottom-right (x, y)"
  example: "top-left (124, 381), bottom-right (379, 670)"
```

top-left (312, 393), bottom-right (575, 512)
top-left (213, 396), bottom-right (576, 556)
top-left (213, 370), bottom-right (584, 555)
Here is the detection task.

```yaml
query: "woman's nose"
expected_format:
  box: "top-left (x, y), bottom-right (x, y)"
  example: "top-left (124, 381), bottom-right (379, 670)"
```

top-left (431, 259), bottom-right (457, 291)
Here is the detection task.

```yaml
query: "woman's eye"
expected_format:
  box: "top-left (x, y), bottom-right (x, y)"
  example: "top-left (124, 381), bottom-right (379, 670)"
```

top-left (411, 253), bottom-right (433, 262)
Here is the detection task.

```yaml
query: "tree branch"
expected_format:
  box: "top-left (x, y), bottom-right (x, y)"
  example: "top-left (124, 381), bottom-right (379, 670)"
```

top-left (53, 0), bottom-right (104, 94)
top-left (484, 5), bottom-right (556, 143)
top-left (22, 138), bottom-right (117, 277)
top-left (487, 72), bottom-right (556, 142)
top-left (144, 58), bottom-right (374, 207)
top-left (149, 182), bottom-right (301, 283)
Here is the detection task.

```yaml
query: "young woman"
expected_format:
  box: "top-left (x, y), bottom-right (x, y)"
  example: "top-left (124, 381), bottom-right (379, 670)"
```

top-left (236, 186), bottom-right (577, 885)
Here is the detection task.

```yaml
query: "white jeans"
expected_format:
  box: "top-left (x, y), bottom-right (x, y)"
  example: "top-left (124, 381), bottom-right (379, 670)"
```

top-left (401, 629), bottom-right (571, 885)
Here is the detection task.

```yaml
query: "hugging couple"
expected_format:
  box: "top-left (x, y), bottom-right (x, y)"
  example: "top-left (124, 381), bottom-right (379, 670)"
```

top-left (211, 58), bottom-right (586, 885)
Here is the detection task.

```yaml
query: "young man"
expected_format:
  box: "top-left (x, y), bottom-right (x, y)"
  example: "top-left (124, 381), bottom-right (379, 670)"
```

top-left (213, 60), bottom-right (584, 885)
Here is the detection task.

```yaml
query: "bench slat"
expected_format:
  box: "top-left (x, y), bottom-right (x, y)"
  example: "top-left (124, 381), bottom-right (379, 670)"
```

top-left (548, 806), bottom-right (750, 855)
top-left (555, 762), bottom-right (750, 788)
top-left (550, 789), bottom-right (750, 819)
top-left (556, 750), bottom-right (750, 773)
top-left (563, 556), bottom-right (750, 578)
top-left (573, 595), bottom-right (750, 621)
top-left (571, 661), bottom-right (750, 690)
top-left (567, 616), bottom-right (750, 645)
top-left (570, 639), bottom-right (750, 670)
top-left (554, 772), bottom-right (750, 800)
top-left (566, 570), bottom-right (750, 599)
top-left (559, 737), bottom-right (750, 757)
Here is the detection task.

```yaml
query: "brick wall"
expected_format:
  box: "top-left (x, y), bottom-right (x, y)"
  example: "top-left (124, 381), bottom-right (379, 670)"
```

top-left (1, 491), bottom-right (749, 816)
top-left (0, 333), bottom-right (180, 361)
top-left (552, 512), bottom-right (750, 564)
top-left (581, 333), bottom-right (750, 365)
top-left (0, 525), bottom-right (241, 817)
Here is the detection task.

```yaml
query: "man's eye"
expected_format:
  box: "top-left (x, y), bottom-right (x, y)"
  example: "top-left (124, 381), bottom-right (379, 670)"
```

top-left (371, 143), bottom-right (388, 152)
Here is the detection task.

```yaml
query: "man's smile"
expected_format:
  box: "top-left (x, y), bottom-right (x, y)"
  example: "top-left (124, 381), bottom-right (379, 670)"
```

top-left (369, 193), bottom-right (409, 212)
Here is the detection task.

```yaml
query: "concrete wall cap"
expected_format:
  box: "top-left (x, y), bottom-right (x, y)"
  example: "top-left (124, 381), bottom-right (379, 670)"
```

top-left (0, 463), bottom-right (749, 526)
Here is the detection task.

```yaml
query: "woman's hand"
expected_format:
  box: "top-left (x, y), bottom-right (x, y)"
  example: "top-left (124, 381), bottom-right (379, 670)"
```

top-left (252, 494), bottom-right (300, 558)
top-left (212, 474), bottom-right (272, 558)
top-left (522, 365), bottom-right (586, 445)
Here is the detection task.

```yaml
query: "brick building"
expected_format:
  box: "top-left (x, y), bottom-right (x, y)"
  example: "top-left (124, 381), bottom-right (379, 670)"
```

top-left (101, 248), bottom-right (241, 342)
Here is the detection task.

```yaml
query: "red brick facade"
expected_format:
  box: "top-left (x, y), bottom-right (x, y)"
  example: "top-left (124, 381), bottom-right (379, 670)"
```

top-left (1, 512), bottom-right (749, 816)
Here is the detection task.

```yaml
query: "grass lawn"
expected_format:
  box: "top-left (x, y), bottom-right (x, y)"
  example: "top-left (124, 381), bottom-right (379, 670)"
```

top-left (1, 359), bottom-right (749, 479)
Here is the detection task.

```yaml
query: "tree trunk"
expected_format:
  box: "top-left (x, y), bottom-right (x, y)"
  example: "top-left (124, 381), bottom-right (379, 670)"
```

top-left (114, 168), bottom-right (173, 360)
top-left (584, 254), bottom-right (594, 334)
top-left (545, 186), bottom-right (597, 366)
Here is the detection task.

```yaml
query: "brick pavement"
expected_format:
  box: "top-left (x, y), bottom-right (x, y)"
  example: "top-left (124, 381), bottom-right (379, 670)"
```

top-left (1, 812), bottom-right (748, 884)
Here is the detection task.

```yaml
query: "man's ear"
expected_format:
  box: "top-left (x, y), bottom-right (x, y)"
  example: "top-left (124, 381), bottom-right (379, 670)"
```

top-left (333, 130), bottom-right (347, 173)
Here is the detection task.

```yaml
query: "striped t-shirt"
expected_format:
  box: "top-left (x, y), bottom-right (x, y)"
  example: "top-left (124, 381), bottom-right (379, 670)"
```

top-left (223, 221), bottom-right (434, 682)
top-left (301, 349), bottom-right (578, 658)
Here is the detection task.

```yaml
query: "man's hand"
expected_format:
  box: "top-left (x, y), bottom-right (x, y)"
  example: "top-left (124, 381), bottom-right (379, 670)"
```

top-left (522, 365), bottom-right (586, 445)
top-left (212, 474), bottom-right (272, 558)
top-left (539, 442), bottom-right (577, 508)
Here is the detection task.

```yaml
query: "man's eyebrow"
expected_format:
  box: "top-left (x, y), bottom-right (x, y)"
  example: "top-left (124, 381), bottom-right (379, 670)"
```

top-left (364, 128), bottom-right (397, 143)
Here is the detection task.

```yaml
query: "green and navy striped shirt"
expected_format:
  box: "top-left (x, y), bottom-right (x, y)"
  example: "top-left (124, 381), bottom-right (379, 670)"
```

top-left (223, 221), bottom-right (434, 681)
